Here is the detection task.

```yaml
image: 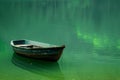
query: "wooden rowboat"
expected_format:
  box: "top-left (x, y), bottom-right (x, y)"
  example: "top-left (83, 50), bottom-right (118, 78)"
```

top-left (10, 39), bottom-right (65, 61)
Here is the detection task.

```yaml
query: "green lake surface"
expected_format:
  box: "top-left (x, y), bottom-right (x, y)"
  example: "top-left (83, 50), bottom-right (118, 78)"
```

top-left (0, 0), bottom-right (120, 80)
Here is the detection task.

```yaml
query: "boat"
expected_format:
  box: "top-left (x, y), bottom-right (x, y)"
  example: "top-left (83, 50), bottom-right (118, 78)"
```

top-left (10, 39), bottom-right (65, 61)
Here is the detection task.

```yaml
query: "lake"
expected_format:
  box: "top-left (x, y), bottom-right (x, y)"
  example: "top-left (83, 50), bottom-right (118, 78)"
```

top-left (0, 0), bottom-right (120, 80)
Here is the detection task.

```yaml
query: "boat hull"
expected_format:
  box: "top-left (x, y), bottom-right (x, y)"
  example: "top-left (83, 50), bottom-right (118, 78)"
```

top-left (11, 40), bottom-right (65, 61)
top-left (12, 47), bottom-right (64, 61)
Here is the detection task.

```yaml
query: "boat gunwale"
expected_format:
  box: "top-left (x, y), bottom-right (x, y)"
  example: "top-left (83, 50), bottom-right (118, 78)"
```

top-left (11, 39), bottom-right (65, 50)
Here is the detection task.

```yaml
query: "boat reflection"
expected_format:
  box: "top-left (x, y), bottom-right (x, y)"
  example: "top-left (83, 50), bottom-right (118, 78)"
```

top-left (11, 53), bottom-right (64, 80)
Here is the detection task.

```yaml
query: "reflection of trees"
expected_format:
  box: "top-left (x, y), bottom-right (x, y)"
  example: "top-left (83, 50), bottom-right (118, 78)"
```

top-left (75, 0), bottom-right (120, 40)
top-left (0, 0), bottom-right (120, 27)
top-left (0, 0), bottom-right (120, 49)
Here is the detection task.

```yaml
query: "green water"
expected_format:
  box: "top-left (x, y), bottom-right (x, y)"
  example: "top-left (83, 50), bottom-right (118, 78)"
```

top-left (1, 0), bottom-right (120, 80)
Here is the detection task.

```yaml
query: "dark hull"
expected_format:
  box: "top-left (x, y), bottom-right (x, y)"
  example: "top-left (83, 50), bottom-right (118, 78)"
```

top-left (11, 40), bottom-right (65, 61)
top-left (12, 47), bottom-right (64, 61)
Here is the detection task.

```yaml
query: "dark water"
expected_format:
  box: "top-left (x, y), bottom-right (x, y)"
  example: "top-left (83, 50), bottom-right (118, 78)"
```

top-left (0, 0), bottom-right (120, 80)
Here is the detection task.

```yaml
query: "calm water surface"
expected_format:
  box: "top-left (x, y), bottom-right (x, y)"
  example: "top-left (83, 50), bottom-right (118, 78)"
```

top-left (0, 0), bottom-right (120, 80)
